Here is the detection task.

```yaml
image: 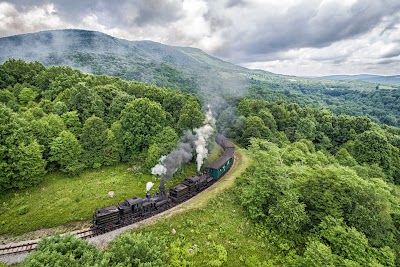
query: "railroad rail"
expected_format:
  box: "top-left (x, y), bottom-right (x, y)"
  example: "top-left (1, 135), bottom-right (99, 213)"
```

top-left (0, 241), bottom-right (38, 256)
top-left (0, 176), bottom-right (219, 256)
top-left (1, 142), bottom-right (235, 257)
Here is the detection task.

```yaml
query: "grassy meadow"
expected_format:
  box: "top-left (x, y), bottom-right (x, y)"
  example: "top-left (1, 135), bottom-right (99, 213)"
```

top-left (0, 143), bottom-right (222, 238)
top-left (139, 188), bottom-right (274, 267)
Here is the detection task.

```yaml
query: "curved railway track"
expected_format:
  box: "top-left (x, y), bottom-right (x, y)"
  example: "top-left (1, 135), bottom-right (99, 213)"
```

top-left (1, 137), bottom-right (238, 259)
top-left (0, 171), bottom-right (222, 256)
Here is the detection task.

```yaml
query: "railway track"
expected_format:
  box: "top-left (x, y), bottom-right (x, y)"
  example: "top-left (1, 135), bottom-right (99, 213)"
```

top-left (0, 178), bottom-right (217, 256)
top-left (0, 228), bottom-right (95, 256)
top-left (1, 142), bottom-right (236, 258)
top-left (0, 242), bottom-right (38, 256)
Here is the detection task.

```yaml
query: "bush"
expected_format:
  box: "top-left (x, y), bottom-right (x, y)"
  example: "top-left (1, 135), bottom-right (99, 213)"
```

top-left (16, 205), bottom-right (29, 215)
top-left (105, 232), bottom-right (168, 267)
top-left (22, 234), bottom-right (101, 267)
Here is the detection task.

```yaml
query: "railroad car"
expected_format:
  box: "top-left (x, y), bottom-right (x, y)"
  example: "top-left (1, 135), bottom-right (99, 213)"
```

top-left (205, 136), bottom-right (235, 179)
top-left (92, 135), bottom-right (235, 231)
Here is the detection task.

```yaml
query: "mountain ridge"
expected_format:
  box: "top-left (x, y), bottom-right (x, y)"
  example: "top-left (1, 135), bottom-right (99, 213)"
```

top-left (317, 74), bottom-right (400, 84)
top-left (0, 29), bottom-right (269, 106)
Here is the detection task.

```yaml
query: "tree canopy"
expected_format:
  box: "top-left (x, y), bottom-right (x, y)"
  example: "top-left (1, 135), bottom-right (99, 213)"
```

top-left (0, 59), bottom-right (204, 191)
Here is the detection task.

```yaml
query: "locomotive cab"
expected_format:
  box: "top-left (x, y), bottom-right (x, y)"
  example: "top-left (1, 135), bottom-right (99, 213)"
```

top-left (93, 205), bottom-right (120, 230)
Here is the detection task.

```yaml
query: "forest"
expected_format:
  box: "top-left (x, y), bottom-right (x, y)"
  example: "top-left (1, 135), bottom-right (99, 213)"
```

top-left (0, 59), bottom-right (205, 192)
top-left (1, 59), bottom-right (400, 266)
top-left (246, 78), bottom-right (400, 127)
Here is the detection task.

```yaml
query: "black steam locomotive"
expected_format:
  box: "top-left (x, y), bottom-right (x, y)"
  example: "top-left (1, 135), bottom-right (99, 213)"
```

top-left (92, 135), bottom-right (235, 232)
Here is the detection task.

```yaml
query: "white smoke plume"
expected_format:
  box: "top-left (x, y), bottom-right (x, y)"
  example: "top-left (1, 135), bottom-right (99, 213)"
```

top-left (146, 182), bottom-right (154, 192)
top-left (194, 107), bottom-right (215, 172)
top-left (151, 155), bottom-right (167, 176)
top-left (151, 106), bottom-right (215, 187)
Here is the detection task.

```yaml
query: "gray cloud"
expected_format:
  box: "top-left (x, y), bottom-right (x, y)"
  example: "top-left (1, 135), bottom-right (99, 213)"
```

top-left (381, 47), bottom-right (400, 58)
top-left (225, 1), bottom-right (400, 60)
top-left (1, 0), bottom-right (400, 75)
top-left (3, 0), bottom-right (184, 28)
top-left (224, 0), bottom-right (247, 8)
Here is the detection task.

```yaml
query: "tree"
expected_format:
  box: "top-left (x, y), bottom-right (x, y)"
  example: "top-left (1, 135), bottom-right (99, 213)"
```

top-left (7, 141), bottom-right (46, 189)
top-left (286, 241), bottom-right (338, 267)
top-left (120, 98), bottom-right (166, 159)
top-left (353, 130), bottom-right (390, 167)
top-left (294, 117), bottom-right (317, 141)
top-left (268, 190), bottom-right (310, 240)
top-left (49, 131), bottom-right (85, 175)
top-left (61, 111), bottom-right (81, 136)
top-left (18, 87), bottom-right (38, 106)
top-left (144, 127), bottom-right (178, 170)
top-left (66, 83), bottom-right (105, 122)
top-left (0, 104), bottom-right (46, 191)
top-left (242, 116), bottom-right (271, 145)
top-left (80, 116), bottom-right (108, 168)
top-left (31, 114), bottom-right (66, 158)
top-left (53, 101), bottom-right (68, 115)
top-left (258, 108), bottom-right (277, 132)
top-left (110, 121), bottom-right (125, 161)
top-left (352, 129), bottom-right (400, 184)
top-left (108, 91), bottom-right (133, 123)
top-left (335, 148), bottom-right (357, 167)
top-left (162, 92), bottom-right (185, 121)
top-left (177, 100), bottom-right (204, 132)
top-left (105, 232), bottom-right (168, 267)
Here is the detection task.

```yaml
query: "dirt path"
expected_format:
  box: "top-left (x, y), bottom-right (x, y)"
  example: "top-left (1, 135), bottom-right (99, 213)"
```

top-left (163, 146), bottom-right (251, 217)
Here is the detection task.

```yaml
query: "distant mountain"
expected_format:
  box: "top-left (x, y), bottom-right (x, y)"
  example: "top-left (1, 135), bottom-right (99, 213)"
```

top-left (0, 29), bottom-right (268, 107)
top-left (1, 29), bottom-right (399, 127)
top-left (318, 74), bottom-right (400, 84)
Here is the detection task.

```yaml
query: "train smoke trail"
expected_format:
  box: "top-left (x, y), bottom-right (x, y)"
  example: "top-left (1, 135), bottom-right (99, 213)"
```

top-left (146, 182), bottom-right (154, 192)
top-left (151, 130), bottom-right (195, 189)
top-left (194, 108), bottom-right (215, 172)
top-left (151, 107), bottom-right (215, 189)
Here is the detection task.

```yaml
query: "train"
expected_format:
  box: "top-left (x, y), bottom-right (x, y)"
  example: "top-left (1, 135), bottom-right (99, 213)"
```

top-left (92, 135), bottom-right (235, 231)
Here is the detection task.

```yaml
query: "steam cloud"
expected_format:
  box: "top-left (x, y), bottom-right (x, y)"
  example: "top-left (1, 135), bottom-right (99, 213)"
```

top-left (194, 108), bottom-right (215, 172)
top-left (151, 130), bottom-right (196, 188)
top-left (146, 182), bottom-right (154, 192)
top-left (151, 107), bottom-right (215, 188)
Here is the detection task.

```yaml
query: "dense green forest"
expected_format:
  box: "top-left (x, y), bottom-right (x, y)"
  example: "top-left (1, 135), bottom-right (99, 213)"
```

top-left (0, 59), bottom-right (205, 192)
top-left (1, 60), bottom-right (400, 266)
top-left (221, 98), bottom-right (400, 266)
top-left (220, 98), bottom-right (400, 185)
top-left (247, 78), bottom-right (400, 127)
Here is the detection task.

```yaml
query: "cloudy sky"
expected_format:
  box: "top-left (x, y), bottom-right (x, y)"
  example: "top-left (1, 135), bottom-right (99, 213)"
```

top-left (0, 0), bottom-right (399, 76)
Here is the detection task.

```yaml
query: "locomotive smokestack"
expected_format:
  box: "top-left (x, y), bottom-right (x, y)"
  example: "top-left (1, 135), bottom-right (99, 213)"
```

top-left (159, 177), bottom-right (166, 196)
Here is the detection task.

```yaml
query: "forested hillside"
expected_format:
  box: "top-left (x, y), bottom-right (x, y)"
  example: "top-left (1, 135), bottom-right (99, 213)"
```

top-left (1, 59), bottom-right (399, 266)
top-left (0, 59), bottom-right (205, 192)
top-left (221, 98), bottom-right (400, 266)
top-left (1, 29), bottom-right (399, 128)
top-left (247, 77), bottom-right (400, 127)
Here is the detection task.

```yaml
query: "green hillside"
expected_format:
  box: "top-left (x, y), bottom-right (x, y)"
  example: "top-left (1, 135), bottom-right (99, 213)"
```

top-left (1, 29), bottom-right (399, 127)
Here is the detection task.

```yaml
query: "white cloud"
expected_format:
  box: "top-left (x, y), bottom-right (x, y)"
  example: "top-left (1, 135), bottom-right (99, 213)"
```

top-left (0, 2), bottom-right (70, 35)
top-left (1, 0), bottom-right (399, 76)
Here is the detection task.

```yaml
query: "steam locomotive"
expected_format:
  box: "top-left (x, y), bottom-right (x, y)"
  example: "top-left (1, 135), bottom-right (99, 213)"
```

top-left (92, 135), bottom-right (235, 231)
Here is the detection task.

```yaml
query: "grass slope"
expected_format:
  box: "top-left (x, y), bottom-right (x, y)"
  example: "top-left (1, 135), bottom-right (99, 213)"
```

top-left (127, 148), bottom-right (272, 266)
top-left (0, 143), bottom-right (223, 242)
